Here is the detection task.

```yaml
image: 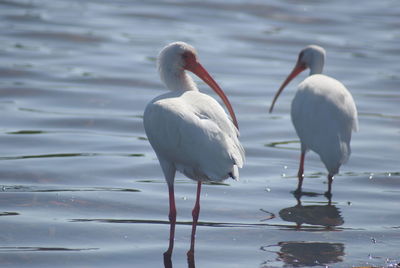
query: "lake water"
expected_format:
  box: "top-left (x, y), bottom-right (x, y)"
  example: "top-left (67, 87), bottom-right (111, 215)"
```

top-left (1, 0), bottom-right (399, 267)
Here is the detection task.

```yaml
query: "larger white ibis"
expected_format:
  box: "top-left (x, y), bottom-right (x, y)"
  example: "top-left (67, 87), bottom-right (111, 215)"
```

top-left (143, 42), bottom-right (244, 256)
top-left (269, 45), bottom-right (358, 197)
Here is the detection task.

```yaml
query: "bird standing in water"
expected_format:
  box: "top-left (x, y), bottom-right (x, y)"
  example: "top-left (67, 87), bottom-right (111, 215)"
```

top-left (269, 45), bottom-right (358, 197)
top-left (143, 42), bottom-right (244, 257)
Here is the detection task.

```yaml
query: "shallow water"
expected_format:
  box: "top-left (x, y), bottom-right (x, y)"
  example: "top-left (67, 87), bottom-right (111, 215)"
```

top-left (1, 0), bottom-right (399, 267)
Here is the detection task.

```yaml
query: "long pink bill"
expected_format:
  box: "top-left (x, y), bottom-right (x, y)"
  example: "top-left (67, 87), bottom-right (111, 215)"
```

top-left (188, 62), bottom-right (239, 129)
top-left (269, 63), bottom-right (306, 113)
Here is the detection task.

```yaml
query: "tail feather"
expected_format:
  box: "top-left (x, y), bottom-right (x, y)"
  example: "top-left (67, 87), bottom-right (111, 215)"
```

top-left (229, 165), bottom-right (240, 181)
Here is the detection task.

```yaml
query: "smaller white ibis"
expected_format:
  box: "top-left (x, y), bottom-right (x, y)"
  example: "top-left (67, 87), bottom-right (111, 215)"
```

top-left (269, 45), bottom-right (358, 197)
top-left (143, 42), bottom-right (244, 256)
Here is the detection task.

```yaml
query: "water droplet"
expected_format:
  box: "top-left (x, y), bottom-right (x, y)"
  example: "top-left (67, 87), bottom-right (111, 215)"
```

top-left (281, 173), bottom-right (286, 178)
top-left (124, 235), bottom-right (128, 239)
top-left (283, 166), bottom-right (288, 170)
top-left (264, 187), bottom-right (271, 192)
top-left (371, 237), bottom-right (376, 243)
top-left (387, 172), bottom-right (392, 177)
top-left (182, 196), bottom-right (187, 201)
top-left (347, 201), bottom-right (352, 206)
top-left (369, 173), bottom-right (374, 179)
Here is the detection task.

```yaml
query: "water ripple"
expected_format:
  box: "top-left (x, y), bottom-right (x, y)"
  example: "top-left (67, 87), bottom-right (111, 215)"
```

top-left (264, 140), bottom-right (300, 150)
top-left (2, 185), bottom-right (140, 193)
top-left (69, 218), bottom-right (361, 231)
top-left (0, 152), bottom-right (144, 161)
top-left (0, 212), bottom-right (19, 216)
top-left (0, 247), bottom-right (98, 252)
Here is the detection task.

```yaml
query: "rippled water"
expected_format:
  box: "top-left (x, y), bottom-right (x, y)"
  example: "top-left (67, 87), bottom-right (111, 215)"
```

top-left (1, 0), bottom-right (399, 267)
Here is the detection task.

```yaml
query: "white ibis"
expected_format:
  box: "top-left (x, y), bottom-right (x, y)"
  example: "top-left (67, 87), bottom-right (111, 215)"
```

top-left (143, 42), bottom-right (244, 256)
top-left (269, 45), bottom-right (358, 197)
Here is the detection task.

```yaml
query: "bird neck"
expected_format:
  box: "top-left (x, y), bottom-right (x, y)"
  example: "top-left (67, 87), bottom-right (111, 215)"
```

top-left (309, 64), bottom-right (323, 75)
top-left (308, 55), bottom-right (324, 75)
top-left (160, 69), bottom-right (199, 92)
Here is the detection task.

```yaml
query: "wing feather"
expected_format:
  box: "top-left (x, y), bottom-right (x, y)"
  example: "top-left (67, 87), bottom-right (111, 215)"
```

top-left (143, 90), bottom-right (244, 181)
top-left (291, 74), bottom-right (358, 174)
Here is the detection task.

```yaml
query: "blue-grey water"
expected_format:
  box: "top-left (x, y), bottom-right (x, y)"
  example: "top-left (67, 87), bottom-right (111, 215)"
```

top-left (1, 0), bottom-right (399, 267)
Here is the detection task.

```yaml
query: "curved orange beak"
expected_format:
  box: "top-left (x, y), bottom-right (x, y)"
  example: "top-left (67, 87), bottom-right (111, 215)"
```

top-left (269, 62), bottom-right (306, 113)
top-left (186, 60), bottom-right (239, 129)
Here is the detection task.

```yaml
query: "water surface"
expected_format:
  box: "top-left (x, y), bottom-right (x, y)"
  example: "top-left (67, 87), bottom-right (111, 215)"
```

top-left (1, 0), bottom-right (399, 267)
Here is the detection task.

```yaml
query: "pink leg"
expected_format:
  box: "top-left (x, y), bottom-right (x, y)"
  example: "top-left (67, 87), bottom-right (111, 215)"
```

top-left (164, 183), bottom-right (176, 258)
top-left (295, 151), bottom-right (305, 193)
top-left (187, 181), bottom-right (202, 258)
top-left (168, 183), bottom-right (177, 223)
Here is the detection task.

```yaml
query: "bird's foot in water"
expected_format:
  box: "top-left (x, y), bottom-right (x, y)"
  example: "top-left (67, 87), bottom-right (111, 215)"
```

top-left (163, 251), bottom-right (173, 268)
top-left (293, 188), bottom-right (302, 198)
top-left (324, 191), bottom-right (333, 203)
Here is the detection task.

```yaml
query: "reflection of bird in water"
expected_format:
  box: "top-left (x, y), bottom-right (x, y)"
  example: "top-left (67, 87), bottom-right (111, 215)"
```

top-left (279, 195), bottom-right (344, 229)
top-left (144, 42), bottom-right (244, 260)
top-left (164, 247), bottom-right (195, 268)
top-left (277, 241), bottom-right (345, 266)
top-left (279, 203), bottom-right (344, 229)
top-left (164, 240), bottom-right (196, 268)
top-left (269, 45), bottom-right (358, 198)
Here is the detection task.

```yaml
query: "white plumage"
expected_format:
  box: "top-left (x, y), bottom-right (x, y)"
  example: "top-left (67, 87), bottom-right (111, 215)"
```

top-left (144, 90), bottom-right (244, 182)
top-left (270, 45), bottom-right (358, 196)
top-left (143, 42), bottom-right (244, 255)
top-left (292, 74), bottom-right (358, 174)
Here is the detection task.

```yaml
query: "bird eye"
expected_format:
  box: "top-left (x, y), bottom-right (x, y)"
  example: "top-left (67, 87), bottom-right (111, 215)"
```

top-left (182, 52), bottom-right (189, 59)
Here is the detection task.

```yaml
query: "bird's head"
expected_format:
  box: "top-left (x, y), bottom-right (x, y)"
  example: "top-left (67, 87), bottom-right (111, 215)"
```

top-left (157, 41), bottom-right (239, 129)
top-left (157, 42), bottom-right (198, 75)
top-left (269, 45), bottom-right (326, 113)
top-left (296, 45), bottom-right (326, 75)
